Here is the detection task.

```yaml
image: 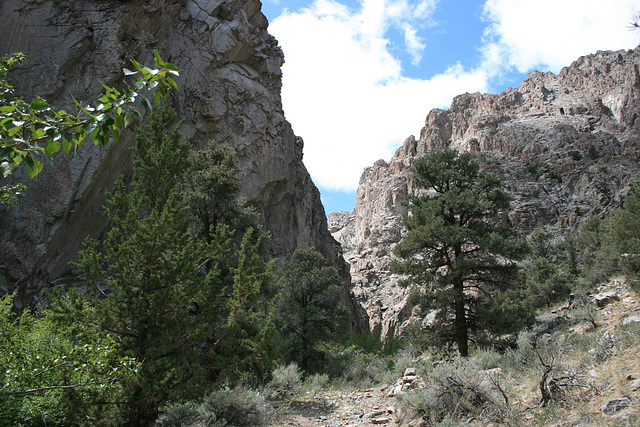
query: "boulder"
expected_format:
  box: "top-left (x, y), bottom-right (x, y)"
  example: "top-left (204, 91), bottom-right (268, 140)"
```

top-left (601, 396), bottom-right (632, 415)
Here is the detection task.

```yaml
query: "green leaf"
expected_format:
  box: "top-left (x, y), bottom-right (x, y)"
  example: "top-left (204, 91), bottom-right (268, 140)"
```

top-left (62, 138), bottom-right (72, 154)
top-left (164, 62), bottom-right (181, 72)
top-left (82, 121), bottom-right (97, 134)
top-left (45, 140), bottom-right (61, 156)
top-left (153, 89), bottom-right (161, 107)
top-left (112, 127), bottom-right (121, 143)
top-left (113, 115), bottom-right (124, 130)
top-left (123, 68), bottom-right (137, 76)
top-left (7, 125), bottom-right (22, 137)
top-left (141, 97), bottom-right (152, 113)
top-left (144, 67), bottom-right (160, 77)
top-left (27, 158), bottom-right (43, 179)
top-left (154, 50), bottom-right (164, 68)
top-left (131, 59), bottom-right (142, 71)
top-left (1, 160), bottom-right (19, 177)
top-left (30, 99), bottom-right (49, 111)
top-left (166, 76), bottom-right (178, 90)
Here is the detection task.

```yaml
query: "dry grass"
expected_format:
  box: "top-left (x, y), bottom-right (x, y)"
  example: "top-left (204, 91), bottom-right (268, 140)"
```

top-left (516, 279), bottom-right (640, 426)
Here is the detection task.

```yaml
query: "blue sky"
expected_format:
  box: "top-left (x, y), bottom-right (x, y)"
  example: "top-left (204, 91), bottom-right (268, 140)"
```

top-left (261, 0), bottom-right (639, 214)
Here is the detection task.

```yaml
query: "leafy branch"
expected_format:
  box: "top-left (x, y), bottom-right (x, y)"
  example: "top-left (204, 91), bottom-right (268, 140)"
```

top-left (0, 50), bottom-right (181, 203)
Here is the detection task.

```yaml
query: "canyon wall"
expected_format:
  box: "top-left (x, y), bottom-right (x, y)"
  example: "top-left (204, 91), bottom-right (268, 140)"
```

top-left (331, 47), bottom-right (640, 338)
top-left (0, 0), bottom-right (353, 323)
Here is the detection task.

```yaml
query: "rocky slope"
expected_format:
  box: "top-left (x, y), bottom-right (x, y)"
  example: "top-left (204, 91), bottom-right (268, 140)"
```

top-left (0, 0), bottom-right (351, 319)
top-left (331, 46), bottom-right (640, 338)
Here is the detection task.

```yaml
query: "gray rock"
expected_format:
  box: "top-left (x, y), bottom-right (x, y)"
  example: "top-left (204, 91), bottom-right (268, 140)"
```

top-left (0, 0), bottom-right (352, 322)
top-left (594, 287), bottom-right (626, 308)
top-left (622, 315), bottom-right (640, 326)
top-left (601, 396), bottom-right (632, 415)
top-left (331, 47), bottom-right (640, 340)
top-left (403, 367), bottom-right (417, 377)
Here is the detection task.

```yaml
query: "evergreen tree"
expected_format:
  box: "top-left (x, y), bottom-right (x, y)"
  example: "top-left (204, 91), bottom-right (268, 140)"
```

top-left (276, 248), bottom-right (347, 373)
top-left (211, 229), bottom-right (281, 381)
top-left (614, 176), bottom-right (640, 290)
top-left (573, 214), bottom-right (620, 286)
top-left (180, 142), bottom-right (243, 242)
top-left (60, 108), bottom-right (211, 425)
top-left (51, 108), bottom-right (278, 425)
top-left (392, 148), bottom-right (527, 356)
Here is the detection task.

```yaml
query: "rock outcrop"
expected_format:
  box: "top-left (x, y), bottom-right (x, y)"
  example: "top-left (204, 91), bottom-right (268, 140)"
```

top-left (331, 46), bottom-right (640, 338)
top-left (0, 0), bottom-right (350, 318)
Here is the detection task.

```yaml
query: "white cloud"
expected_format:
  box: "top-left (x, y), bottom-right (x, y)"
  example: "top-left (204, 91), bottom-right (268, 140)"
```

top-left (482, 0), bottom-right (639, 73)
top-left (269, 0), bottom-right (640, 193)
top-left (270, 0), bottom-right (485, 191)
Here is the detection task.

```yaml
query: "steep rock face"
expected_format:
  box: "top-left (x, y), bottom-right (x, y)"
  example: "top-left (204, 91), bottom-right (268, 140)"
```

top-left (330, 47), bottom-right (640, 338)
top-left (0, 0), bottom-right (349, 314)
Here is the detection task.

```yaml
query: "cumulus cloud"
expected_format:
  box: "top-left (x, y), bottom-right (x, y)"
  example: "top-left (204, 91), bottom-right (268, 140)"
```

top-left (270, 0), bottom-right (486, 191)
top-left (269, 0), bottom-right (640, 193)
top-left (481, 0), bottom-right (639, 73)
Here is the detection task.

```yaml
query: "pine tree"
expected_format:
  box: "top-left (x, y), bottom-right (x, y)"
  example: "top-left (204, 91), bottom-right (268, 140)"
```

top-left (67, 108), bottom-right (212, 425)
top-left (392, 148), bottom-right (527, 356)
top-left (276, 248), bottom-right (347, 373)
top-left (51, 108), bottom-right (280, 425)
top-left (614, 176), bottom-right (640, 290)
top-left (211, 229), bottom-right (281, 381)
top-left (180, 142), bottom-right (242, 242)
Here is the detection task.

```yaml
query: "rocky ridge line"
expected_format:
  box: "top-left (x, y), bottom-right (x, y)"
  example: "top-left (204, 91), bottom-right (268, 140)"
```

top-left (330, 46), bottom-right (640, 339)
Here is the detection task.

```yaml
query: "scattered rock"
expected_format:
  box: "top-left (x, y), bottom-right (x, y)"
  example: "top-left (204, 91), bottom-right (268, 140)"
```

top-left (387, 367), bottom-right (425, 397)
top-left (569, 293), bottom-right (593, 310)
top-left (622, 315), bottom-right (640, 326)
top-left (601, 396), bottom-right (632, 415)
top-left (594, 287), bottom-right (626, 308)
top-left (404, 367), bottom-right (417, 376)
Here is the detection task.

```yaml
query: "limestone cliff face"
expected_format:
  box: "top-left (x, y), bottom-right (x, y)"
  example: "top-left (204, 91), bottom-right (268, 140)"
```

top-left (0, 0), bottom-right (348, 312)
top-left (330, 47), bottom-right (640, 338)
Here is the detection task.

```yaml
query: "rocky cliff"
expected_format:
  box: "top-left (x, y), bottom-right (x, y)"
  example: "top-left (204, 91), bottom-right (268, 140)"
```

top-left (0, 0), bottom-right (350, 317)
top-left (330, 46), bottom-right (640, 338)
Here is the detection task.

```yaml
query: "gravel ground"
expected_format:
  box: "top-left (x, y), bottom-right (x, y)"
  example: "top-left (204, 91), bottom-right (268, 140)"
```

top-left (272, 385), bottom-right (404, 426)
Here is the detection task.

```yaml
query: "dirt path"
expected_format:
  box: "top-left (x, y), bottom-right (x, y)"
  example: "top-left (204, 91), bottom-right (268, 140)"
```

top-left (272, 385), bottom-right (403, 426)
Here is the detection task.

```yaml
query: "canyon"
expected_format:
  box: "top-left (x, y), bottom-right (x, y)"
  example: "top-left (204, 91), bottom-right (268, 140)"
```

top-left (1, 0), bottom-right (640, 342)
top-left (331, 46), bottom-right (640, 339)
top-left (0, 0), bottom-right (352, 320)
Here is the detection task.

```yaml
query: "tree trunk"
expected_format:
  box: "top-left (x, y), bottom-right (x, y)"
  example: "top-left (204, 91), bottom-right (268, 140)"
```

top-left (454, 279), bottom-right (468, 357)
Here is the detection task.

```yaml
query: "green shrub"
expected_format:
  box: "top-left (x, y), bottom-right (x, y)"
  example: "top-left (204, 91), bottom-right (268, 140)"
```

top-left (303, 373), bottom-right (330, 391)
top-left (155, 386), bottom-right (273, 427)
top-left (569, 150), bottom-right (582, 161)
top-left (201, 386), bottom-right (273, 426)
top-left (267, 363), bottom-right (302, 397)
top-left (326, 346), bottom-right (393, 388)
top-left (154, 401), bottom-right (217, 427)
top-left (400, 357), bottom-right (510, 425)
top-left (470, 348), bottom-right (502, 370)
top-left (616, 322), bottom-right (640, 348)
